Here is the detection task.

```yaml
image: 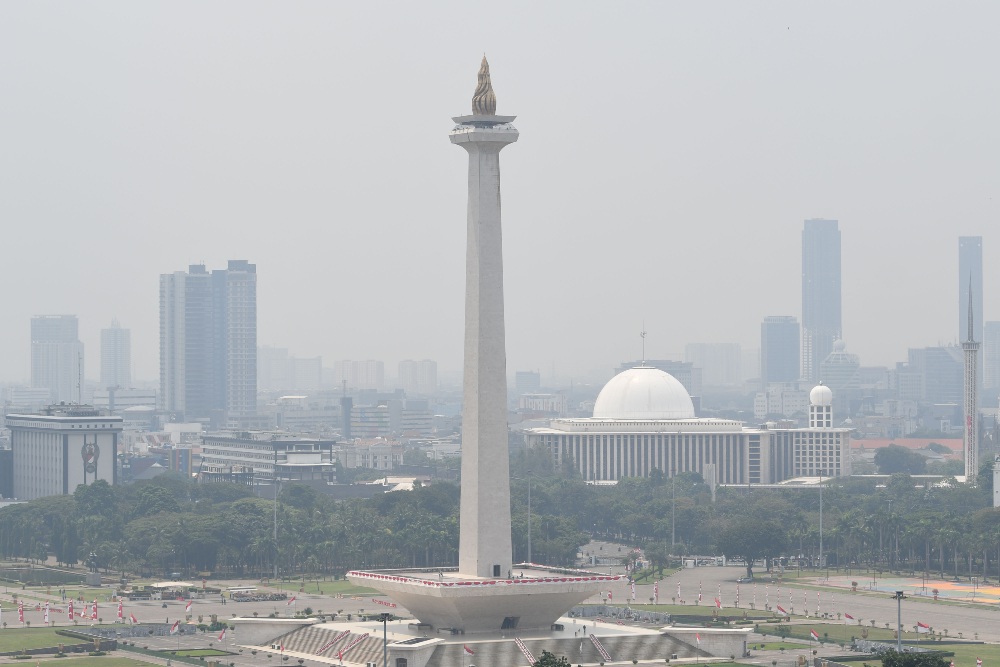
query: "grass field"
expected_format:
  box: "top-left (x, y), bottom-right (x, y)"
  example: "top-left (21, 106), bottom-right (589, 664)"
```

top-left (757, 621), bottom-right (923, 644)
top-left (311, 579), bottom-right (377, 596)
top-left (167, 648), bottom-right (230, 656)
top-left (0, 627), bottom-right (76, 652)
top-left (751, 642), bottom-right (812, 651)
top-left (838, 642), bottom-right (1000, 667)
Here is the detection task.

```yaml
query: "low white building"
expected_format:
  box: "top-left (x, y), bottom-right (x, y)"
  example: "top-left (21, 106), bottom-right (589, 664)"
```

top-left (6, 405), bottom-right (123, 500)
top-left (200, 432), bottom-right (336, 484)
top-left (525, 367), bottom-right (850, 485)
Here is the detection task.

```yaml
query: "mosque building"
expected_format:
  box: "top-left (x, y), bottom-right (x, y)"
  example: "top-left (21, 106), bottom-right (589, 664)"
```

top-left (525, 365), bottom-right (851, 484)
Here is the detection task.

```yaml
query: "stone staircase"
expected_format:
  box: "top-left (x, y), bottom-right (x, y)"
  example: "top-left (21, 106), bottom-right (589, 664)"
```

top-left (423, 633), bottom-right (709, 666)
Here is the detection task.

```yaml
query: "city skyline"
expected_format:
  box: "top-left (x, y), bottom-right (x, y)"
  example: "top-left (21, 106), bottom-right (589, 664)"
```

top-left (2, 3), bottom-right (1000, 385)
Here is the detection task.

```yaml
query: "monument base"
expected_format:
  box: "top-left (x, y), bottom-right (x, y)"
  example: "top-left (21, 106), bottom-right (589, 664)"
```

top-left (347, 566), bottom-right (623, 634)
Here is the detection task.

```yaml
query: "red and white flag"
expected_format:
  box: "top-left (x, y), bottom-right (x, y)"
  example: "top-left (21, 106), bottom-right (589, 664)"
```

top-left (170, 620), bottom-right (180, 635)
top-left (129, 613), bottom-right (138, 625)
top-left (776, 605), bottom-right (788, 615)
top-left (844, 612), bottom-right (854, 620)
top-left (18, 600), bottom-right (24, 623)
top-left (280, 642), bottom-right (285, 653)
top-left (68, 601), bottom-right (74, 620)
top-left (950, 662), bottom-right (955, 667)
top-left (91, 601), bottom-right (98, 621)
top-left (117, 601), bottom-right (124, 620)
top-left (917, 622), bottom-right (931, 634)
top-left (608, 591), bottom-right (613, 601)
top-left (464, 645), bottom-right (475, 655)
top-left (218, 628), bottom-right (227, 641)
top-left (185, 601), bottom-right (193, 613)
top-left (810, 630), bottom-right (820, 641)
top-left (714, 597), bottom-right (721, 609)
top-left (287, 596), bottom-right (297, 606)
top-left (695, 633), bottom-right (701, 646)
top-left (976, 658), bottom-right (982, 667)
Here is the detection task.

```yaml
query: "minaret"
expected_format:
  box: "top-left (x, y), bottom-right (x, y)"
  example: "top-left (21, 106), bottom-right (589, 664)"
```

top-left (963, 277), bottom-right (981, 482)
top-left (451, 57), bottom-right (518, 578)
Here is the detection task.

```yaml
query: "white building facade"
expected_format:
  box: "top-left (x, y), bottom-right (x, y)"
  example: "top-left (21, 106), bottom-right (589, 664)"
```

top-left (525, 367), bottom-right (851, 485)
top-left (7, 407), bottom-right (123, 500)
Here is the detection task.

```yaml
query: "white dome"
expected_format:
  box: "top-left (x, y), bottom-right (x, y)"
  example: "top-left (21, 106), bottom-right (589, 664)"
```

top-left (593, 366), bottom-right (696, 420)
top-left (810, 384), bottom-right (833, 406)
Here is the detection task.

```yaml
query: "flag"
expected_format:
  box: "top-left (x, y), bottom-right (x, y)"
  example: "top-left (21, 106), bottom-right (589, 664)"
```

top-left (280, 642), bottom-right (285, 653)
top-left (976, 659), bottom-right (982, 667)
top-left (129, 613), bottom-right (138, 625)
top-left (185, 601), bottom-right (193, 613)
top-left (44, 602), bottom-right (50, 624)
top-left (287, 596), bottom-right (297, 606)
top-left (18, 600), bottom-right (24, 623)
top-left (608, 591), bottom-right (613, 601)
top-left (464, 645), bottom-right (475, 655)
top-left (91, 601), bottom-right (98, 621)
top-left (68, 602), bottom-right (74, 620)
top-left (810, 630), bottom-right (820, 641)
top-left (917, 622), bottom-right (930, 634)
top-left (117, 601), bottom-right (123, 620)
top-left (777, 605), bottom-right (787, 615)
top-left (218, 628), bottom-right (227, 641)
top-left (695, 633), bottom-right (701, 645)
top-left (170, 620), bottom-right (180, 635)
top-left (714, 597), bottom-right (721, 609)
top-left (844, 612), bottom-right (854, 620)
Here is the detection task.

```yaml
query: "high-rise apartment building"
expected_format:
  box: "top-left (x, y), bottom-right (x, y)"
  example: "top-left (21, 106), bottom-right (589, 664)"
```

top-left (333, 360), bottom-right (384, 391)
top-left (959, 237), bottom-right (983, 344)
top-left (30, 315), bottom-right (85, 404)
top-left (684, 343), bottom-right (742, 387)
top-left (984, 321), bottom-right (1000, 390)
top-left (801, 219), bottom-right (842, 382)
top-left (398, 359), bottom-right (438, 395)
top-left (159, 260), bottom-right (257, 425)
top-left (760, 316), bottom-right (800, 386)
top-left (100, 319), bottom-right (131, 389)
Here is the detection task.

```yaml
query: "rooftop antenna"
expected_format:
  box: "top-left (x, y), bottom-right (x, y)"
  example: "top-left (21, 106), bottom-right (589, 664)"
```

top-left (967, 274), bottom-right (976, 343)
top-left (640, 324), bottom-right (647, 366)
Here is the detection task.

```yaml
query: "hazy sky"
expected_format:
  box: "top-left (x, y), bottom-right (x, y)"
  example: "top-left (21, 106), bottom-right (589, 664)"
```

top-left (2, 2), bottom-right (999, 386)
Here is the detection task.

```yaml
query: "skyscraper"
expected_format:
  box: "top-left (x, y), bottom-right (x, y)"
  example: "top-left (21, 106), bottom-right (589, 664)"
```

top-left (962, 286), bottom-right (980, 482)
top-left (959, 236), bottom-right (983, 344)
top-left (159, 260), bottom-right (257, 425)
top-left (984, 321), bottom-right (1000, 390)
top-left (760, 316), bottom-right (800, 386)
top-left (801, 219), bottom-right (842, 382)
top-left (100, 319), bottom-right (131, 389)
top-left (31, 315), bottom-right (84, 404)
top-left (398, 359), bottom-right (438, 395)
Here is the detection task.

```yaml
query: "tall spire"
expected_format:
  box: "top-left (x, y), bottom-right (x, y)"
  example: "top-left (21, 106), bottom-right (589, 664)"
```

top-left (967, 275), bottom-right (976, 343)
top-left (472, 55), bottom-right (497, 115)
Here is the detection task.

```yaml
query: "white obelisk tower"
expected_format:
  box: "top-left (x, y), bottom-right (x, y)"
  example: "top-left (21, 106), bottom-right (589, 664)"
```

top-left (963, 279), bottom-right (980, 483)
top-left (451, 57), bottom-right (518, 578)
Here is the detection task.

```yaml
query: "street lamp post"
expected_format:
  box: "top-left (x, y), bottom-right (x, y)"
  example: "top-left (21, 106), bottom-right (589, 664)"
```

top-left (527, 478), bottom-right (532, 564)
top-left (379, 612), bottom-right (392, 667)
top-left (892, 590), bottom-right (905, 653)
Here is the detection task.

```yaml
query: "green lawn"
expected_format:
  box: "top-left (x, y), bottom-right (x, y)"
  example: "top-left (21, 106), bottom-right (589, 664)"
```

top-left (591, 602), bottom-right (771, 620)
top-left (758, 621), bottom-right (922, 644)
top-left (0, 627), bottom-right (74, 652)
top-left (750, 642), bottom-right (811, 651)
top-left (838, 642), bottom-right (1000, 667)
top-left (166, 648), bottom-right (230, 656)
top-left (310, 579), bottom-right (377, 596)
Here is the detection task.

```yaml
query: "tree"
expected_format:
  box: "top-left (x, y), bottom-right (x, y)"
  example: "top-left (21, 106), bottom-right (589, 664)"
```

top-left (533, 651), bottom-right (571, 667)
top-left (873, 445), bottom-right (926, 474)
top-left (715, 518), bottom-right (789, 578)
top-left (881, 650), bottom-right (949, 667)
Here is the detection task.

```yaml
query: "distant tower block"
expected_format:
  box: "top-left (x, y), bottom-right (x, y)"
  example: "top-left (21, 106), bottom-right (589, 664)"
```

top-left (451, 56), bottom-right (519, 578)
top-left (963, 280), bottom-right (980, 482)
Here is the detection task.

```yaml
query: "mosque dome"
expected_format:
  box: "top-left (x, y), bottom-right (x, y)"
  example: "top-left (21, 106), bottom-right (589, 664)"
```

top-left (593, 366), bottom-right (696, 420)
top-left (810, 383), bottom-right (833, 406)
